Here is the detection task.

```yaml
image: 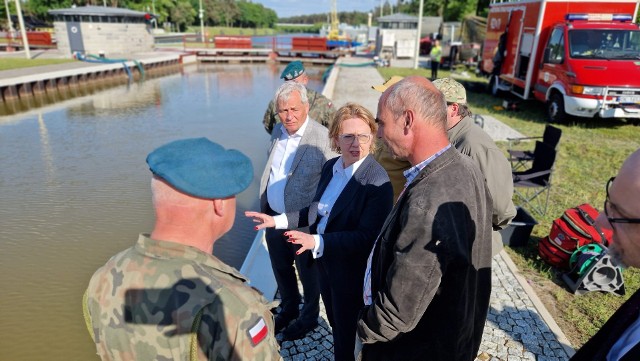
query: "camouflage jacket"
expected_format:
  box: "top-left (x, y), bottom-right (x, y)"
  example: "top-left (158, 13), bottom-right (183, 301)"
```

top-left (83, 234), bottom-right (282, 361)
top-left (262, 87), bottom-right (335, 134)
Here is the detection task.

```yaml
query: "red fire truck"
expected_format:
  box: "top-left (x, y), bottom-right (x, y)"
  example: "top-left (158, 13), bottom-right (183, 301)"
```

top-left (480, 0), bottom-right (640, 122)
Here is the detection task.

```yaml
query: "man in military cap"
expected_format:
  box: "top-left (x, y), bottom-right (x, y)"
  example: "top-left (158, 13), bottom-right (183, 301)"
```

top-left (262, 60), bottom-right (335, 134)
top-left (372, 77), bottom-right (515, 256)
top-left (83, 138), bottom-right (282, 360)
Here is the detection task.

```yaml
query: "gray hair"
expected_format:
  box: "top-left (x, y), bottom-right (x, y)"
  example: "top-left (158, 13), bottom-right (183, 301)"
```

top-left (274, 81), bottom-right (309, 107)
top-left (385, 77), bottom-right (447, 130)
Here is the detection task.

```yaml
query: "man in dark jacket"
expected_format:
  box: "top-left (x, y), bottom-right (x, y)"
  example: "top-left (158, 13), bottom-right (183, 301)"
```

top-left (356, 76), bottom-right (493, 361)
top-left (571, 148), bottom-right (640, 361)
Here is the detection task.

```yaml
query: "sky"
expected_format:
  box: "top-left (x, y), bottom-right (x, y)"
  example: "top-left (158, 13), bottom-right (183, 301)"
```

top-left (253, 0), bottom-right (382, 19)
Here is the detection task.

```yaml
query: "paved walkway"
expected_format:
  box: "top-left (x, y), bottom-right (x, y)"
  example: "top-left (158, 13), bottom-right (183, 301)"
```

top-left (277, 253), bottom-right (573, 361)
top-left (275, 56), bottom-right (573, 360)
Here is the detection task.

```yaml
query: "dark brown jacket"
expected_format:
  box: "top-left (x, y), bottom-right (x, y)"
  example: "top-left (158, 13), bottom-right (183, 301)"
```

top-left (357, 147), bottom-right (493, 361)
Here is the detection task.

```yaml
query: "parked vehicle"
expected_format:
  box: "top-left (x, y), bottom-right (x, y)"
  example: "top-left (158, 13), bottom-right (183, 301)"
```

top-left (480, 0), bottom-right (640, 123)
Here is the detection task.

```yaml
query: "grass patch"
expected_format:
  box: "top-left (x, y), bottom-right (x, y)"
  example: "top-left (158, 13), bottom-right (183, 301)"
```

top-left (0, 58), bottom-right (76, 71)
top-left (378, 65), bottom-right (640, 348)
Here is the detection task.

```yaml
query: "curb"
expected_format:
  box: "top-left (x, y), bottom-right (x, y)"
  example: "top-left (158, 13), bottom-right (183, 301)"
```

top-left (499, 250), bottom-right (576, 358)
top-left (321, 57), bottom-right (342, 99)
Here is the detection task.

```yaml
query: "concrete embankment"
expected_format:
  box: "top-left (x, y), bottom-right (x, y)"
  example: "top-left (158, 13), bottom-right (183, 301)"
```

top-left (0, 52), bottom-right (196, 103)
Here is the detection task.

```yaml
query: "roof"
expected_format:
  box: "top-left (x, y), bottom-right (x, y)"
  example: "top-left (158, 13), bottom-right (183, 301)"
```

top-left (48, 5), bottom-right (148, 17)
top-left (377, 13), bottom-right (419, 23)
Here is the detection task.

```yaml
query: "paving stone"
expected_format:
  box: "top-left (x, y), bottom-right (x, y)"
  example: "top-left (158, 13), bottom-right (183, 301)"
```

top-left (543, 345), bottom-right (556, 356)
top-left (483, 341), bottom-right (498, 350)
top-left (307, 349), bottom-right (320, 358)
top-left (506, 340), bottom-right (524, 350)
top-left (321, 349), bottom-right (334, 359)
top-left (291, 354), bottom-right (306, 361)
top-left (495, 349), bottom-right (509, 359)
top-left (321, 340), bottom-right (333, 350)
top-left (524, 344), bottom-right (542, 355)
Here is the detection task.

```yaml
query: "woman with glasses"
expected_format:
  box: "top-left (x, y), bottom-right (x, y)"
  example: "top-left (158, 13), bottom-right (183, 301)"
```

top-left (246, 103), bottom-right (394, 361)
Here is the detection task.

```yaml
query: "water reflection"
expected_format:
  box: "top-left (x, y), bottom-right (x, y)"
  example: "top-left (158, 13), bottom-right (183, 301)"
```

top-left (0, 66), bottom-right (181, 117)
top-left (0, 62), bottom-right (327, 360)
top-left (38, 113), bottom-right (56, 184)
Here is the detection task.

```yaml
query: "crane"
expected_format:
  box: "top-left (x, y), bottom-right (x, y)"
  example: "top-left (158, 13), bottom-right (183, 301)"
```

top-left (328, 0), bottom-right (341, 40)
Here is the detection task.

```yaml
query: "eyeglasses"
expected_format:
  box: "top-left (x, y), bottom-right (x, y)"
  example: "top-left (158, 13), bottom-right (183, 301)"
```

top-left (604, 177), bottom-right (640, 224)
top-left (339, 133), bottom-right (373, 144)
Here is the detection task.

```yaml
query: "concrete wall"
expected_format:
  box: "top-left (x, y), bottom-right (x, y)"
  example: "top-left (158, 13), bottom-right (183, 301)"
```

top-left (54, 21), bottom-right (154, 57)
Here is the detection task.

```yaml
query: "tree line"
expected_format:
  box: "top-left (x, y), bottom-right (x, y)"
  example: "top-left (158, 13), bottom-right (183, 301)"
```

top-left (280, 0), bottom-right (492, 24)
top-left (2, 0), bottom-right (278, 32)
top-left (2, 0), bottom-right (494, 32)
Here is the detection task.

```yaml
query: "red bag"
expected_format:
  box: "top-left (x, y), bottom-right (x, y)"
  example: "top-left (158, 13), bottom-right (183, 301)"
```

top-left (539, 204), bottom-right (613, 270)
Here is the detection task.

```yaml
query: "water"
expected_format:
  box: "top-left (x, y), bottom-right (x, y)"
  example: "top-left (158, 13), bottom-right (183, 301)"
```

top-left (0, 62), bottom-right (327, 360)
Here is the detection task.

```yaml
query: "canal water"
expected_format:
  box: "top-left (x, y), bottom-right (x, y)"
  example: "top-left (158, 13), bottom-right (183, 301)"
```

top-left (0, 63), bottom-right (328, 360)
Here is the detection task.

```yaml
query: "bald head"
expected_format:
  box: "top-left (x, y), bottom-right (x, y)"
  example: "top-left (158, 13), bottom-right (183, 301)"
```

top-left (383, 76), bottom-right (447, 131)
top-left (596, 148), bottom-right (640, 268)
top-left (376, 76), bottom-right (450, 165)
top-left (618, 148), bottom-right (640, 189)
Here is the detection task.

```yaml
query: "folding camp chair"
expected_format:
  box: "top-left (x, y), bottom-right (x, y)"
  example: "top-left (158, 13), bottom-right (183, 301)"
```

top-left (512, 141), bottom-right (557, 216)
top-left (507, 124), bottom-right (562, 170)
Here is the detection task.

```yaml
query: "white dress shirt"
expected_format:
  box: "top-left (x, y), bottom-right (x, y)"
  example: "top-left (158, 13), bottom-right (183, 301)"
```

top-left (274, 155), bottom-right (365, 259)
top-left (266, 118), bottom-right (309, 214)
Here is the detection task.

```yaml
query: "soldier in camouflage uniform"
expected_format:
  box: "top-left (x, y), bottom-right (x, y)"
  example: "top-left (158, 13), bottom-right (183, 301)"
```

top-left (262, 61), bottom-right (335, 134)
top-left (83, 138), bottom-right (282, 361)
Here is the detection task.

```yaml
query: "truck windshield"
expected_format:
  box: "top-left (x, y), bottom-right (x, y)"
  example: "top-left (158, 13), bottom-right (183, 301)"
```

top-left (569, 29), bottom-right (640, 60)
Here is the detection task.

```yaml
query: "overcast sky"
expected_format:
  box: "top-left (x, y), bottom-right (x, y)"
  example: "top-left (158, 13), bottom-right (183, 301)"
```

top-left (253, 0), bottom-right (381, 18)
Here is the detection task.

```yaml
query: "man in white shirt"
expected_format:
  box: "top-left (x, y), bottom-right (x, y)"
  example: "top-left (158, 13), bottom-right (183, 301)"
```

top-left (259, 81), bottom-right (336, 341)
top-left (571, 148), bottom-right (640, 361)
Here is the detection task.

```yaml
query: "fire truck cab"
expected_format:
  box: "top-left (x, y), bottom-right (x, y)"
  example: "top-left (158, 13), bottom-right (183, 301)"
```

top-left (481, 0), bottom-right (640, 122)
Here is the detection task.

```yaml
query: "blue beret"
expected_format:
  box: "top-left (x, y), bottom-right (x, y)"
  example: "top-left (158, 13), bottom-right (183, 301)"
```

top-left (280, 61), bottom-right (305, 81)
top-left (146, 138), bottom-right (253, 199)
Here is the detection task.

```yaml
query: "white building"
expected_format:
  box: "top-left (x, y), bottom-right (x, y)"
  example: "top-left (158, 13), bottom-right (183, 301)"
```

top-left (49, 6), bottom-right (154, 57)
top-left (376, 13), bottom-right (419, 58)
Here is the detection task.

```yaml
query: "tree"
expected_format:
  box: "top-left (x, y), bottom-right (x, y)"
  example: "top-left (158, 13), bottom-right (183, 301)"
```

top-left (235, 1), bottom-right (276, 28)
top-left (23, 0), bottom-right (75, 20)
top-left (170, 0), bottom-right (195, 31)
top-left (395, 0), bottom-right (479, 21)
top-left (204, 0), bottom-right (240, 27)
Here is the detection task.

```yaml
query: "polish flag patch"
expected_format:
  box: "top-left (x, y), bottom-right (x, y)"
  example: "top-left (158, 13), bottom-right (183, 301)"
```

top-left (248, 317), bottom-right (268, 346)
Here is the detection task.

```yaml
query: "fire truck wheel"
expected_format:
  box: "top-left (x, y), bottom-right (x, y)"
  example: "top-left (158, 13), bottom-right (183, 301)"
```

top-left (547, 92), bottom-right (567, 123)
top-left (488, 75), bottom-right (501, 97)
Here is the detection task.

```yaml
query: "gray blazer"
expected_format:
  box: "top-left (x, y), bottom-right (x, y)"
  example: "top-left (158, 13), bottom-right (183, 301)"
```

top-left (260, 118), bottom-right (336, 214)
